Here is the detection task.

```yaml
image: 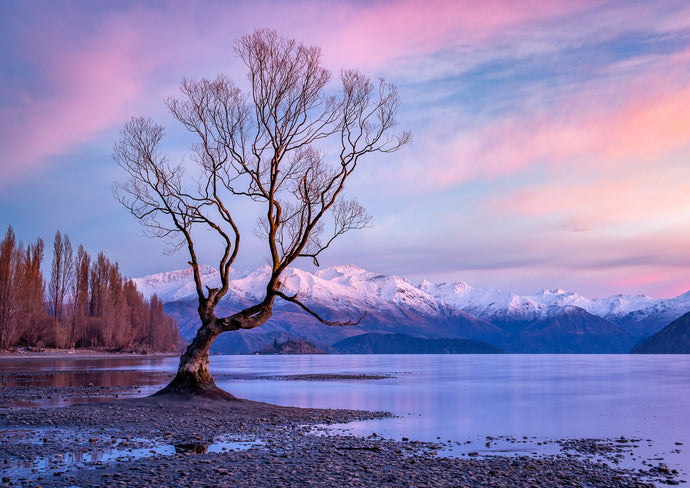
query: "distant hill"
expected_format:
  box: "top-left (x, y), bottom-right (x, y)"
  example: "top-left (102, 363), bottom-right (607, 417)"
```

top-left (255, 338), bottom-right (326, 355)
top-left (332, 333), bottom-right (504, 354)
top-left (631, 312), bottom-right (690, 354)
top-left (503, 307), bottom-right (637, 354)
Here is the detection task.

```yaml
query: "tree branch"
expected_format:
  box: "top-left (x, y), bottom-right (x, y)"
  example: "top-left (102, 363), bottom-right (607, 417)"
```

top-left (273, 290), bottom-right (366, 326)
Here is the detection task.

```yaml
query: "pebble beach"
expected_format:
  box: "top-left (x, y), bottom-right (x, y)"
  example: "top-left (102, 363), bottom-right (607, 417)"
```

top-left (0, 365), bottom-right (685, 488)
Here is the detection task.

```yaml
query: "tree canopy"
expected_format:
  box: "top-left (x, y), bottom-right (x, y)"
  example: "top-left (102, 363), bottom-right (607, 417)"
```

top-left (114, 29), bottom-right (410, 397)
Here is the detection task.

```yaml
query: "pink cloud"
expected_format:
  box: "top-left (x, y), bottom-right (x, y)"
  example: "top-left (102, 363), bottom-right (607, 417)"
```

top-left (498, 164), bottom-right (690, 225)
top-left (455, 226), bottom-right (690, 298)
top-left (0, 2), bottom-right (251, 186)
top-left (2, 0), bottom-right (686, 198)
top-left (476, 77), bottom-right (690, 240)
top-left (0, 17), bottom-right (151, 184)
top-left (0, 0), bottom-right (614, 187)
top-left (315, 0), bottom-right (603, 70)
top-left (478, 180), bottom-right (690, 298)
top-left (422, 70), bottom-right (690, 187)
top-left (603, 270), bottom-right (689, 299)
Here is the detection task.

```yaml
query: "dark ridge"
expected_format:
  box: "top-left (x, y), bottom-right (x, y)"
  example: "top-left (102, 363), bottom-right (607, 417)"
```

top-left (631, 311), bottom-right (690, 354)
top-left (332, 333), bottom-right (504, 354)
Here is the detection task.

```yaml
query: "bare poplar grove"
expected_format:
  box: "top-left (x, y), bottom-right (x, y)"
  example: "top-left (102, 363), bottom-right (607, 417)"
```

top-left (113, 29), bottom-right (410, 398)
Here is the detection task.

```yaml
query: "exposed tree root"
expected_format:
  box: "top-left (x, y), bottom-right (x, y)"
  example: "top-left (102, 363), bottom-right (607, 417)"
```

top-left (152, 372), bottom-right (238, 401)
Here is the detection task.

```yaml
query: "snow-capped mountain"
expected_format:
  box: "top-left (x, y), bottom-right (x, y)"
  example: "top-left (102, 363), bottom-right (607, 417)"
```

top-left (134, 264), bottom-right (456, 320)
top-left (133, 264), bottom-right (502, 352)
top-left (418, 279), bottom-right (690, 327)
top-left (132, 265), bottom-right (222, 302)
top-left (132, 264), bottom-right (690, 354)
top-left (418, 280), bottom-right (548, 324)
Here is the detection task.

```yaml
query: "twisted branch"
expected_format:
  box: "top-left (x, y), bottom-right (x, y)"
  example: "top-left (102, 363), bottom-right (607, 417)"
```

top-left (274, 290), bottom-right (366, 326)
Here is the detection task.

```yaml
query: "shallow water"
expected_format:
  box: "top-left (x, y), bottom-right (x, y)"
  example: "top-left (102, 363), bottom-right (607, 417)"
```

top-left (210, 354), bottom-right (690, 473)
top-left (0, 356), bottom-right (173, 379)
top-left (0, 356), bottom-right (175, 406)
top-left (0, 426), bottom-right (261, 479)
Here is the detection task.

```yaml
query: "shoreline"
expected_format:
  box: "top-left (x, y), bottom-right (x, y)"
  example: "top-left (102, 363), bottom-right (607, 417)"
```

top-left (1, 393), bottom-right (683, 487)
top-left (0, 355), bottom-right (685, 487)
top-left (0, 349), bottom-right (178, 360)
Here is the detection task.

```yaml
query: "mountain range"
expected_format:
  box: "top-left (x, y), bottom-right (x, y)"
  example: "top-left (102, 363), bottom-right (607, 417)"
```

top-left (132, 264), bottom-right (690, 354)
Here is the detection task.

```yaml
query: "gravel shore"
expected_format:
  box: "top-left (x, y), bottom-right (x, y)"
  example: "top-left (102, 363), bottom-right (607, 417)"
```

top-left (0, 388), bottom-right (684, 488)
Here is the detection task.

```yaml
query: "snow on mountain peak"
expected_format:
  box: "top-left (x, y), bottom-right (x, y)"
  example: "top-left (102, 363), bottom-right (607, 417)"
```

top-left (131, 265), bottom-right (222, 302)
top-left (133, 264), bottom-right (689, 328)
top-left (540, 288), bottom-right (568, 296)
top-left (314, 264), bottom-right (368, 282)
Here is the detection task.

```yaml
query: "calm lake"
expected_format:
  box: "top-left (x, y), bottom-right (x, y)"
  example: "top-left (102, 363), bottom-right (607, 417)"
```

top-left (3, 354), bottom-right (689, 473)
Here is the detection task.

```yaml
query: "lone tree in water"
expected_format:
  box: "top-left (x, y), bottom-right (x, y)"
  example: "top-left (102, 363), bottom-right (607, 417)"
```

top-left (114, 29), bottom-right (410, 398)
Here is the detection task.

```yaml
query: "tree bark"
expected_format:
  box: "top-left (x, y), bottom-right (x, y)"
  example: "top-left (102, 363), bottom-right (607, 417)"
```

top-left (153, 321), bottom-right (236, 400)
top-left (154, 298), bottom-right (275, 400)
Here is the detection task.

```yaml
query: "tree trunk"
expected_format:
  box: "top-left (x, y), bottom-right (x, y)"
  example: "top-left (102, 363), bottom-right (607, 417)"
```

top-left (153, 321), bottom-right (236, 400)
top-left (154, 295), bottom-right (275, 400)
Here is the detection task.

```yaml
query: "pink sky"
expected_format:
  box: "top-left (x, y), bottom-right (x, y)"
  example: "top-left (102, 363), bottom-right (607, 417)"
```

top-left (1, 0), bottom-right (688, 299)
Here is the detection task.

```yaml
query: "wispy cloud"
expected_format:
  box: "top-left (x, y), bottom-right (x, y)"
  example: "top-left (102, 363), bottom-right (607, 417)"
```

top-left (1, 0), bottom-right (688, 298)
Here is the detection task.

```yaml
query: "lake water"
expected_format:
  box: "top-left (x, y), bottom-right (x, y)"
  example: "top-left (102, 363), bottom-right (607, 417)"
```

top-left (210, 354), bottom-right (690, 472)
top-left (3, 354), bottom-right (689, 474)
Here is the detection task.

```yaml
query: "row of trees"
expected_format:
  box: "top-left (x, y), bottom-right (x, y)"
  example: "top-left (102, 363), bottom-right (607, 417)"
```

top-left (0, 226), bottom-right (179, 352)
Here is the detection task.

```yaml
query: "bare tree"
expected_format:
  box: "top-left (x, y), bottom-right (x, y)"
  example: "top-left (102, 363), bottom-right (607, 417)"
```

top-left (70, 244), bottom-right (90, 347)
top-left (14, 238), bottom-right (46, 347)
top-left (0, 227), bottom-right (18, 350)
top-left (49, 231), bottom-right (74, 346)
top-left (114, 29), bottom-right (410, 397)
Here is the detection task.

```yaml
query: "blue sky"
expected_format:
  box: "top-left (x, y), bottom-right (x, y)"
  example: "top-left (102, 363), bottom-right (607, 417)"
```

top-left (1, 0), bottom-right (689, 298)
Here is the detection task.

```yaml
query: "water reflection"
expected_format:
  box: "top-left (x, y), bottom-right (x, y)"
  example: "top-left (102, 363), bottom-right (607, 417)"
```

top-left (0, 430), bottom-right (261, 480)
top-left (0, 356), bottom-right (178, 407)
top-left (174, 442), bottom-right (209, 454)
top-left (0, 370), bottom-right (170, 388)
top-left (211, 354), bottom-right (690, 476)
top-left (0, 356), bottom-right (176, 374)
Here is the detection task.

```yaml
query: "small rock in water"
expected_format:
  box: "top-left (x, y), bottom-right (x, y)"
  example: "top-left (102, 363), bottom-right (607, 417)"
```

top-left (174, 442), bottom-right (209, 454)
